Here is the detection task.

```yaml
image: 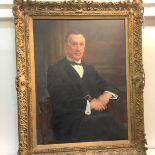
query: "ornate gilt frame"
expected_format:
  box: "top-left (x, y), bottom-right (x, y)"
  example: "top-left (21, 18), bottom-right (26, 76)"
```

top-left (13, 0), bottom-right (146, 154)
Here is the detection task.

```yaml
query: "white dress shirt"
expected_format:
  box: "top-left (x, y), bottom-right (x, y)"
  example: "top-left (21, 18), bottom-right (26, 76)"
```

top-left (66, 57), bottom-right (84, 78)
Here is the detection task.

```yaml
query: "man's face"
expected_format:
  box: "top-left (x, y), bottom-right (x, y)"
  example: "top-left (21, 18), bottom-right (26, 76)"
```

top-left (65, 34), bottom-right (85, 61)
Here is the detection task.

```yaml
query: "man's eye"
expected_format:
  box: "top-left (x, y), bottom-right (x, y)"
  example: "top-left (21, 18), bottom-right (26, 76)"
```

top-left (72, 43), bottom-right (77, 46)
top-left (71, 42), bottom-right (77, 46)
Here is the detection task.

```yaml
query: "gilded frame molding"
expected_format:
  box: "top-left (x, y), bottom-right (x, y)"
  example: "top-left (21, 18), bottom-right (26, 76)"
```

top-left (13, 0), bottom-right (146, 154)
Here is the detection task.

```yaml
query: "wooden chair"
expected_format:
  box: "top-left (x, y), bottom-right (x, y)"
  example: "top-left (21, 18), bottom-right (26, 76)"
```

top-left (38, 96), bottom-right (54, 144)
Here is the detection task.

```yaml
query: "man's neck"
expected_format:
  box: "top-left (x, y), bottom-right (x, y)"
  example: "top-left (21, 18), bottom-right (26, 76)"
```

top-left (66, 56), bottom-right (81, 63)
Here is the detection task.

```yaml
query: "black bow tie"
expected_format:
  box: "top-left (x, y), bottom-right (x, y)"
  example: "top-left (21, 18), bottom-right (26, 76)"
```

top-left (68, 61), bottom-right (83, 66)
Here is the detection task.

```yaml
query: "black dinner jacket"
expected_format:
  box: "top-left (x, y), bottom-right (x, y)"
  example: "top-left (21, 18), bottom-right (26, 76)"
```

top-left (47, 58), bottom-right (119, 139)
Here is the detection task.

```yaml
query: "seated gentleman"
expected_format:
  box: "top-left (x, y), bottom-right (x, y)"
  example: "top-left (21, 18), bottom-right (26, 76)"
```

top-left (47, 31), bottom-right (128, 143)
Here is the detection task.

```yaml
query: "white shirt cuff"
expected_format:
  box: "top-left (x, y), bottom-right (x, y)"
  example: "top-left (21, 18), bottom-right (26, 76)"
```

top-left (85, 100), bottom-right (91, 115)
top-left (104, 91), bottom-right (118, 99)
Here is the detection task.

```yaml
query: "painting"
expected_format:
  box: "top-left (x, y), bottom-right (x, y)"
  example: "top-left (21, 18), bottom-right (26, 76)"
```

top-left (13, 0), bottom-right (146, 154)
top-left (33, 19), bottom-right (128, 144)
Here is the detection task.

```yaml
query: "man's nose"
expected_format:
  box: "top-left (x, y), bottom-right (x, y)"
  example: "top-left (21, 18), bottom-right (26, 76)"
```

top-left (76, 44), bottom-right (81, 50)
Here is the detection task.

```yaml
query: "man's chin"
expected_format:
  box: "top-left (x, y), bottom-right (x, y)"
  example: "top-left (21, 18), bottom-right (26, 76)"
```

top-left (73, 56), bottom-right (82, 61)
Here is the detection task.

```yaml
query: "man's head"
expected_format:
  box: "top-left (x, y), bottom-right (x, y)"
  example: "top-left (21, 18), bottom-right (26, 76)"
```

top-left (65, 31), bottom-right (85, 61)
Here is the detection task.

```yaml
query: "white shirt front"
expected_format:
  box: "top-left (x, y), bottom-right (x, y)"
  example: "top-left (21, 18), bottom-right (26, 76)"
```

top-left (66, 57), bottom-right (84, 78)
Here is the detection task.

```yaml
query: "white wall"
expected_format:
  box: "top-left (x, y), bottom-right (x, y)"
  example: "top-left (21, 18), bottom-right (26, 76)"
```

top-left (0, 1), bottom-right (155, 155)
top-left (0, 19), bottom-right (18, 154)
top-left (143, 18), bottom-right (155, 149)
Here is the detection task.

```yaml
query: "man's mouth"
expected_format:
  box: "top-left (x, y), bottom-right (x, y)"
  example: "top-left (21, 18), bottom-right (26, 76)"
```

top-left (74, 52), bottom-right (81, 55)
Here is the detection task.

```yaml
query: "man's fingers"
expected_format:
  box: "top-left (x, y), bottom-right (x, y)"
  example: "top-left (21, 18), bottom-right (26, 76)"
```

top-left (90, 99), bottom-right (108, 111)
top-left (97, 104), bottom-right (106, 111)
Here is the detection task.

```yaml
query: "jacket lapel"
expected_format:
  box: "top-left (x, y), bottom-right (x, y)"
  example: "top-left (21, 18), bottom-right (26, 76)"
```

top-left (63, 58), bottom-right (81, 81)
top-left (62, 59), bottom-right (89, 96)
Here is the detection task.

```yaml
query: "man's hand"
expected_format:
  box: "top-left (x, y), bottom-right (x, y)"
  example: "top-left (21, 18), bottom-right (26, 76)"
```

top-left (98, 92), bottom-right (112, 109)
top-left (90, 92), bottom-right (112, 111)
top-left (90, 98), bottom-right (106, 111)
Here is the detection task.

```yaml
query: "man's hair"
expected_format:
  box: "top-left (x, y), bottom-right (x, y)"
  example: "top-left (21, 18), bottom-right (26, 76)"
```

top-left (65, 30), bottom-right (85, 43)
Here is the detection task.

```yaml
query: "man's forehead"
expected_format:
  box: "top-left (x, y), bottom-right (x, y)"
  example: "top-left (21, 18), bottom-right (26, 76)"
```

top-left (68, 34), bottom-right (85, 42)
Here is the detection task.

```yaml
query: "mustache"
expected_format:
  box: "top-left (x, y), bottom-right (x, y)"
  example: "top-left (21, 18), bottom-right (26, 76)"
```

top-left (74, 50), bottom-right (84, 53)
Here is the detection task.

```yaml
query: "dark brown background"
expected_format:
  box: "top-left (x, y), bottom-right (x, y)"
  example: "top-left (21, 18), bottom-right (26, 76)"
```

top-left (33, 19), bottom-right (127, 144)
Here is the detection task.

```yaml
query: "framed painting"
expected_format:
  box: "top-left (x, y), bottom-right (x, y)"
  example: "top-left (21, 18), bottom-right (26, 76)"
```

top-left (13, 0), bottom-right (147, 154)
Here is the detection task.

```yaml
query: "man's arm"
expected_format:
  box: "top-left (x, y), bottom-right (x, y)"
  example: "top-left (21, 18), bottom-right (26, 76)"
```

top-left (88, 65), bottom-right (120, 112)
top-left (87, 92), bottom-right (116, 112)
